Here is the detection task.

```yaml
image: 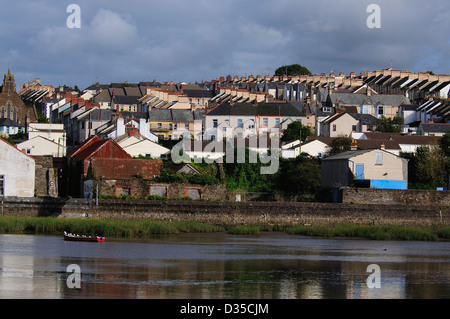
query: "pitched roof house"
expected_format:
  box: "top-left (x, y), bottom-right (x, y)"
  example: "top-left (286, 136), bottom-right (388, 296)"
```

top-left (204, 101), bottom-right (307, 140)
top-left (321, 149), bottom-right (408, 190)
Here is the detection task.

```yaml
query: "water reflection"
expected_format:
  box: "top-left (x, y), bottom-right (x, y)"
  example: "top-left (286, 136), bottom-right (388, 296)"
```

top-left (0, 233), bottom-right (449, 299)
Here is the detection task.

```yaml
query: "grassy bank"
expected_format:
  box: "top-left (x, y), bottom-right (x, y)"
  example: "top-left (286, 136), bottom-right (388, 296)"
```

top-left (0, 217), bottom-right (449, 241)
top-left (285, 224), bottom-right (450, 241)
top-left (0, 216), bottom-right (224, 237)
top-left (225, 224), bottom-right (450, 241)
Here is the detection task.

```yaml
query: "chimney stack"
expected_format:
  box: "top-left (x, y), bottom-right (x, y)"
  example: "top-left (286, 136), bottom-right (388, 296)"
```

top-left (351, 139), bottom-right (357, 150)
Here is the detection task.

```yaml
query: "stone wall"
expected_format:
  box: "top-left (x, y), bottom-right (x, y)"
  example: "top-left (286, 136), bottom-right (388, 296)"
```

top-left (342, 187), bottom-right (450, 206)
top-left (93, 179), bottom-right (227, 200)
top-left (34, 156), bottom-right (58, 197)
top-left (2, 197), bottom-right (447, 227)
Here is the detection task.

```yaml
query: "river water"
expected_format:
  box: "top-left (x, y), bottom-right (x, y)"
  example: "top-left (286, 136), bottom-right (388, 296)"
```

top-left (0, 232), bottom-right (449, 299)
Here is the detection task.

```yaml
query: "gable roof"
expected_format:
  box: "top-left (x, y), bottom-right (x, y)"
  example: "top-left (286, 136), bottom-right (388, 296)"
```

top-left (206, 101), bottom-right (305, 117)
top-left (323, 148), bottom-right (402, 161)
top-left (329, 92), bottom-right (410, 107)
top-left (68, 136), bottom-right (132, 161)
top-left (0, 118), bottom-right (22, 127)
top-left (0, 137), bottom-right (35, 161)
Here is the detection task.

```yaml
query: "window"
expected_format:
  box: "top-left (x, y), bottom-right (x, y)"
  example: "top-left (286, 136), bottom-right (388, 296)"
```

top-left (323, 107), bottom-right (332, 113)
top-left (237, 119), bottom-right (243, 128)
top-left (361, 105), bottom-right (370, 114)
top-left (275, 118), bottom-right (280, 127)
top-left (169, 124), bottom-right (173, 130)
top-left (185, 124), bottom-right (189, 130)
top-left (174, 124), bottom-right (178, 130)
top-left (377, 105), bottom-right (384, 117)
top-left (376, 152), bottom-right (383, 165)
top-left (213, 119), bottom-right (218, 128)
top-left (332, 124), bottom-right (337, 132)
top-left (352, 125), bottom-right (357, 131)
top-left (262, 118), bottom-right (268, 127)
top-left (225, 119), bottom-right (230, 126)
top-left (81, 122), bottom-right (85, 129)
top-left (157, 123), bottom-right (162, 130)
top-left (0, 175), bottom-right (4, 196)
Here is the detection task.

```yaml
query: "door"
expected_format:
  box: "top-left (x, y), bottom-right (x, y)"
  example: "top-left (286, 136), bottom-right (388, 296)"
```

top-left (356, 164), bottom-right (364, 179)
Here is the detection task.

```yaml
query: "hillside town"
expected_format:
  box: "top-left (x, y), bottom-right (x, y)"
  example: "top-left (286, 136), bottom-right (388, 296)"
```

top-left (1, 67), bottom-right (450, 202)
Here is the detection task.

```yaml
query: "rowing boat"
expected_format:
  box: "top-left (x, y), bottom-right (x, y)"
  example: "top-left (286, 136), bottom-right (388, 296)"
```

top-left (63, 231), bottom-right (105, 242)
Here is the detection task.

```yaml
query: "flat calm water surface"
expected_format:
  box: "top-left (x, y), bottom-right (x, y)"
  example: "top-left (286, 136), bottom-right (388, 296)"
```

top-left (0, 233), bottom-right (449, 299)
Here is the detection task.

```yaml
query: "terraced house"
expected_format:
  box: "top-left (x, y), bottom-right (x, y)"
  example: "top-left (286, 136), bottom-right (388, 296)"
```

top-left (148, 109), bottom-right (204, 140)
top-left (204, 101), bottom-right (308, 141)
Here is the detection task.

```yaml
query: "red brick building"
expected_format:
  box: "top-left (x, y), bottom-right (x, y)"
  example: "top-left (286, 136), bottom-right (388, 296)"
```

top-left (66, 136), bottom-right (162, 197)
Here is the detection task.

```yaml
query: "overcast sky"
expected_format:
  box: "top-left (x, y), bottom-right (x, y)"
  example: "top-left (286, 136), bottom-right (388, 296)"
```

top-left (0, 0), bottom-right (449, 90)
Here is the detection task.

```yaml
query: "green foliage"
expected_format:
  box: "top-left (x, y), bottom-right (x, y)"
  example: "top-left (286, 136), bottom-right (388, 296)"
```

top-left (155, 167), bottom-right (220, 185)
top-left (375, 116), bottom-right (404, 133)
top-left (281, 121), bottom-right (313, 142)
top-left (439, 131), bottom-right (450, 158)
top-left (276, 154), bottom-right (321, 197)
top-left (328, 136), bottom-right (352, 156)
top-left (188, 173), bottom-right (220, 185)
top-left (275, 64), bottom-right (312, 76)
top-left (401, 146), bottom-right (447, 189)
top-left (222, 148), bottom-right (276, 192)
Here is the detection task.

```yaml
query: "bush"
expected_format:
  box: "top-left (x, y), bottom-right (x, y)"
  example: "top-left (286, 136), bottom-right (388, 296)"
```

top-left (188, 174), bottom-right (220, 185)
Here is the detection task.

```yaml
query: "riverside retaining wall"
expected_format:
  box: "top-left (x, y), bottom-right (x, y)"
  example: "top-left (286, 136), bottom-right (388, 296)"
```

top-left (1, 197), bottom-right (448, 227)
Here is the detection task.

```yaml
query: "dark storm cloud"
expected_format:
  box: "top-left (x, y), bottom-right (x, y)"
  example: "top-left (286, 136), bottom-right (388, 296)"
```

top-left (0, 0), bottom-right (448, 89)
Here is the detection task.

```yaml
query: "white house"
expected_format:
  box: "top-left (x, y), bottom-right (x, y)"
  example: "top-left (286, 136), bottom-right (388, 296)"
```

top-left (28, 123), bottom-right (65, 144)
top-left (204, 101), bottom-right (307, 141)
top-left (16, 135), bottom-right (66, 157)
top-left (0, 138), bottom-right (35, 197)
top-left (100, 117), bottom-right (159, 143)
top-left (300, 138), bottom-right (332, 158)
top-left (281, 140), bottom-right (301, 158)
top-left (115, 133), bottom-right (170, 159)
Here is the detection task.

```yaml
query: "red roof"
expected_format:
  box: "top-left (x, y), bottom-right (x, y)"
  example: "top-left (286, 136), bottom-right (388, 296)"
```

top-left (69, 136), bottom-right (132, 161)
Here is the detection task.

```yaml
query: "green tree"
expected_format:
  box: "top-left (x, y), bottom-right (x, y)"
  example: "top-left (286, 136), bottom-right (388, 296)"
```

top-left (222, 148), bottom-right (276, 192)
top-left (328, 136), bottom-right (352, 156)
top-left (375, 116), bottom-right (403, 133)
top-left (439, 131), bottom-right (450, 158)
top-left (276, 154), bottom-right (321, 197)
top-left (401, 146), bottom-right (447, 189)
top-left (275, 64), bottom-right (312, 76)
top-left (281, 121), bottom-right (312, 142)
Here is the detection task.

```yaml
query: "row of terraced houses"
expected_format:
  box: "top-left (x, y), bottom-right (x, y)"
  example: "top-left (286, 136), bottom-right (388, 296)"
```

top-left (1, 67), bottom-right (450, 198)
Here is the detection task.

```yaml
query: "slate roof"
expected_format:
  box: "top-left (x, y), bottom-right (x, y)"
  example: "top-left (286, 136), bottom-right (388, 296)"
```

top-left (328, 92), bottom-right (410, 106)
top-left (148, 109), bottom-right (204, 122)
top-left (113, 96), bottom-right (140, 105)
top-left (0, 118), bottom-right (22, 127)
top-left (350, 113), bottom-right (378, 125)
top-left (206, 102), bottom-right (304, 117)
top-left (419, 123), bottom-right (450, 134)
